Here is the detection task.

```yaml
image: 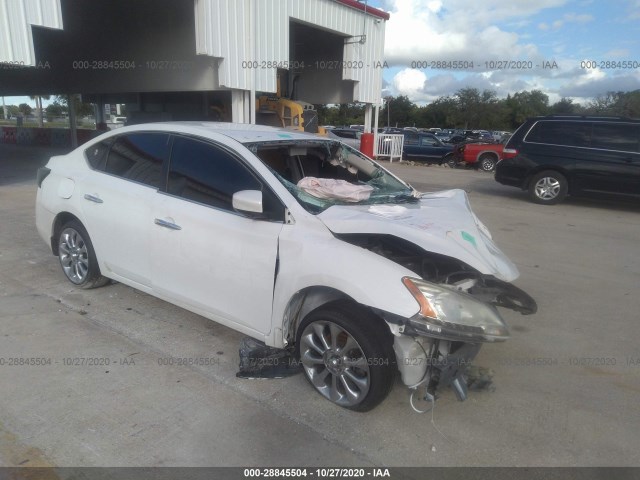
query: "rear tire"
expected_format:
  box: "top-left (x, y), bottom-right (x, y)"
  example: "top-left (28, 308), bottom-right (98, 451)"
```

top-left (57, 220), bottom-right (109, 289)
top-left (296, 302), bottom-right (396, 412)
top-left (478, 154), bottom-right (496, 172)
top-left (445, 155), bottom-right (457, 168)
top-left (528, 170), bottom-right (568, 205)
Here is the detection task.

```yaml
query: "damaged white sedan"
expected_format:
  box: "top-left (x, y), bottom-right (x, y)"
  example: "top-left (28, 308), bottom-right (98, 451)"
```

top-left (36, 122), bottom-right (536, 412)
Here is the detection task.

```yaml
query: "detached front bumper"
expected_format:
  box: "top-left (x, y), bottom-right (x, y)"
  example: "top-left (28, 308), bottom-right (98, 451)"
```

top-left (393, 335), bottom-right (481, 401)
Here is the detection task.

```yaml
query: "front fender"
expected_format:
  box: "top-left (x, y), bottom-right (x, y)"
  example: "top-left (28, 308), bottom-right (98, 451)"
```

top-left (267, 224), bottom-right (419, 348)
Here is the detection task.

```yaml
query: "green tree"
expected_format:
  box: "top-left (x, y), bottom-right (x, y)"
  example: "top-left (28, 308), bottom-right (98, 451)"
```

top-left (447, 88), bottom-right (506, 129)
top-left (381, 95), bottom-right (416, 127)
top-left (7, 105), bottom-right (20, 117)
top-left (18, 103), bottom-right (32, 116)
top-left (550, 97), bottom-right (580, 115)
top-left (53, 94), bottom-right (95, 121)
top-left (615, 90), bottom-right (640, 117)
top-left (505, 90), bottom-right (549, 128)
top-left (418, 96), bottom-right (458, 128)
top-left (587, 90), bottom-right (640, 117)
top-left (29, 95), bottom-right (51, 127)
top-left (587, 91), bottom-right (619, 114)
top-left (454, 88), bottom-right (483, 128)
top-left (45, 102), bottom-right (64, 121)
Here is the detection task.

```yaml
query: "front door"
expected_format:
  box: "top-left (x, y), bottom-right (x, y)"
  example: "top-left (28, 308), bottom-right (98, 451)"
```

top-left (150, 135), bottom-right (284, 335)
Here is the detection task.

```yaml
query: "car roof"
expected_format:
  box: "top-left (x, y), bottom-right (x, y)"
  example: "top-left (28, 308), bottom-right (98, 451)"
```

top-left (330, 127), bottom-right (361, 132)
top-left (100, 122), bottom-right (327, 144)
top-left (529, 115), bottom-right (640, 123)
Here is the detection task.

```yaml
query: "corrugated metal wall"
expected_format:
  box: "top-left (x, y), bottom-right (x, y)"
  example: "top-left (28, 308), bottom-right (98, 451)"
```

top-left (1, 0), bottom-right (384, 104)
top-left (195, 0), bottom-right (386, 104)
top-left (0, 0), bottom-right (63, 65)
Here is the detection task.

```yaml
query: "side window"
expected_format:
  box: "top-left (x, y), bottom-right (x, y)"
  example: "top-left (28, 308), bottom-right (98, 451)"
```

top-left (526, 121), bottom-right (591, 147)
top-left (420, 136), bottom-right (436, 146)
top-left (168, 136), bottom-right (284, 220)
top-left (104, 133), bottom-right (169, 188)
top-left (404, 134), bottom-right (418, 145)
top-left (85, 138), bottom-right (113, 170)
top-left (591, 123), bottom-right (640, 153)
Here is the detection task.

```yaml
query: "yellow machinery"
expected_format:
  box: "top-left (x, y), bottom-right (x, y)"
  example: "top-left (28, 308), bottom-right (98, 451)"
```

top-left (256, 70), bottom-right (324, 134)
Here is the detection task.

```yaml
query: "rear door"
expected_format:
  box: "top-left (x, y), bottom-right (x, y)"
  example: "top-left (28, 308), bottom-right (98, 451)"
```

top-left (150, 135), bottom-right (284, 335)
top-left (81, 132), bottom-right (169, 288)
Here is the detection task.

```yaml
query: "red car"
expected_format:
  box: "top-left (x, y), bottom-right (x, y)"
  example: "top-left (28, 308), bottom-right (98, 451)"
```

top-left (451, 141), bottom-right (504, 172)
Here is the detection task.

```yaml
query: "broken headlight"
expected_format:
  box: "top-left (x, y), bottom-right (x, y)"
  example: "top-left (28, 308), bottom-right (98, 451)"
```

top-left (402, 277), bottom-right (509, 343)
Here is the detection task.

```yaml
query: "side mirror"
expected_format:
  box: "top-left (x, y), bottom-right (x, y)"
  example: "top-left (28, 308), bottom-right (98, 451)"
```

top-left (232, 190), bottom-right (263, 215)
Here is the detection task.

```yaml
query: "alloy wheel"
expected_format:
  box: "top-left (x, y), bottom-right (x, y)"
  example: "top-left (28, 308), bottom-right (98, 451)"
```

top-left (59, 227), bottom-right (90, 284)
top-left (299, 320), bottom-right (371, 407)
top-left (534, 176), bottom-right (561, 200)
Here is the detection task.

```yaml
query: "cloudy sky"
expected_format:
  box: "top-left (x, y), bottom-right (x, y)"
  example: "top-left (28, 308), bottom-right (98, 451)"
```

top-left (372, 0), bottom-right (640, 104)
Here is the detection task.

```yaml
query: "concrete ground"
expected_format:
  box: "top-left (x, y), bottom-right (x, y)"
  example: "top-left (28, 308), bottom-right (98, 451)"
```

top-left (0, 144), bottom-right (639, 467)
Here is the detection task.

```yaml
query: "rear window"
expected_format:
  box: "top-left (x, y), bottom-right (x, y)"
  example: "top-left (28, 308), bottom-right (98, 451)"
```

top-left (525, 121), bottom-right (591, 147)
top-left (85, 139), bottom-right (113, 169)
top-left (104, 133), bottom-right (169, 188)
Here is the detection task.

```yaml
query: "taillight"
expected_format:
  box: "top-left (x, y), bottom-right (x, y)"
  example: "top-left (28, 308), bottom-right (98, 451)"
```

top-left (36, 167), bottom-right (51, 188)
top-left (502, 148), bottom-right (518, 159)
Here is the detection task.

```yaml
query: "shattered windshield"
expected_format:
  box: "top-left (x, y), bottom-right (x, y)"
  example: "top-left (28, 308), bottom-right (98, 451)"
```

top-left (247, 140), bottom-right (417, 213)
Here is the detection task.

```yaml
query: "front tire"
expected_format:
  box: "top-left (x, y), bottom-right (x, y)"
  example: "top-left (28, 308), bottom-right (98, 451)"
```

top-left (296, 302), bottom-right (395, 412)
top-left (58, 220), bottom-right (109, 288)
top-left (528, 170), bottom-right (568, 205)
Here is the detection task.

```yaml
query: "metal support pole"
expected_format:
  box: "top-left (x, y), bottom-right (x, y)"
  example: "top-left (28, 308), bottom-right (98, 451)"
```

top-left (364, 104), bottom-right (372, 133)
top-left (249, 0), bottom-right (256, 125)
top-left (373, 102), bottom-right (380, 157)
top-left (68, 94), bottom-right (78, 148)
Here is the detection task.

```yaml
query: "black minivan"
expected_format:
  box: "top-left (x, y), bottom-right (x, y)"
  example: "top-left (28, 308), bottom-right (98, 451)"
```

top-left (494, 115), bottom-right (640, 204)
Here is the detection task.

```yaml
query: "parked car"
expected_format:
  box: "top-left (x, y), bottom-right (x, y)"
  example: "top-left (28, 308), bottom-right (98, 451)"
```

top-left (402, 132), bottom-right (456, 164)
top-left (495, 115), bottom-right (640, 204)
top-left (107, 117), bottom-right (127, 130)
top-left (453, 141), bottom-right (504, 171)
top-left (447, 134), bottom-right (467, 144)
top-left (492, 130), bottom-right (511, 142)
top-left (434, 131), bottom-right (452, 142)
top-left (36, 122), bottom-right (535, 411)
top-left (326, 127), bottom-right (362, 149)
top-left (447, 130), bottom-right (481, 145)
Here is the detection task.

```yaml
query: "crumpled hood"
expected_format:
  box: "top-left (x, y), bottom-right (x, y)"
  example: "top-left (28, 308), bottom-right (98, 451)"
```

top-left (318, 189), bottom-right (519, 282)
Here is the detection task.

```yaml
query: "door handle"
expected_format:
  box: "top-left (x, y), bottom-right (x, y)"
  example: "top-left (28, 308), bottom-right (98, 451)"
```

top-left (83, 194), bottom-right (103, 204)
top-left (154, 218), bottom-right (182, 230)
